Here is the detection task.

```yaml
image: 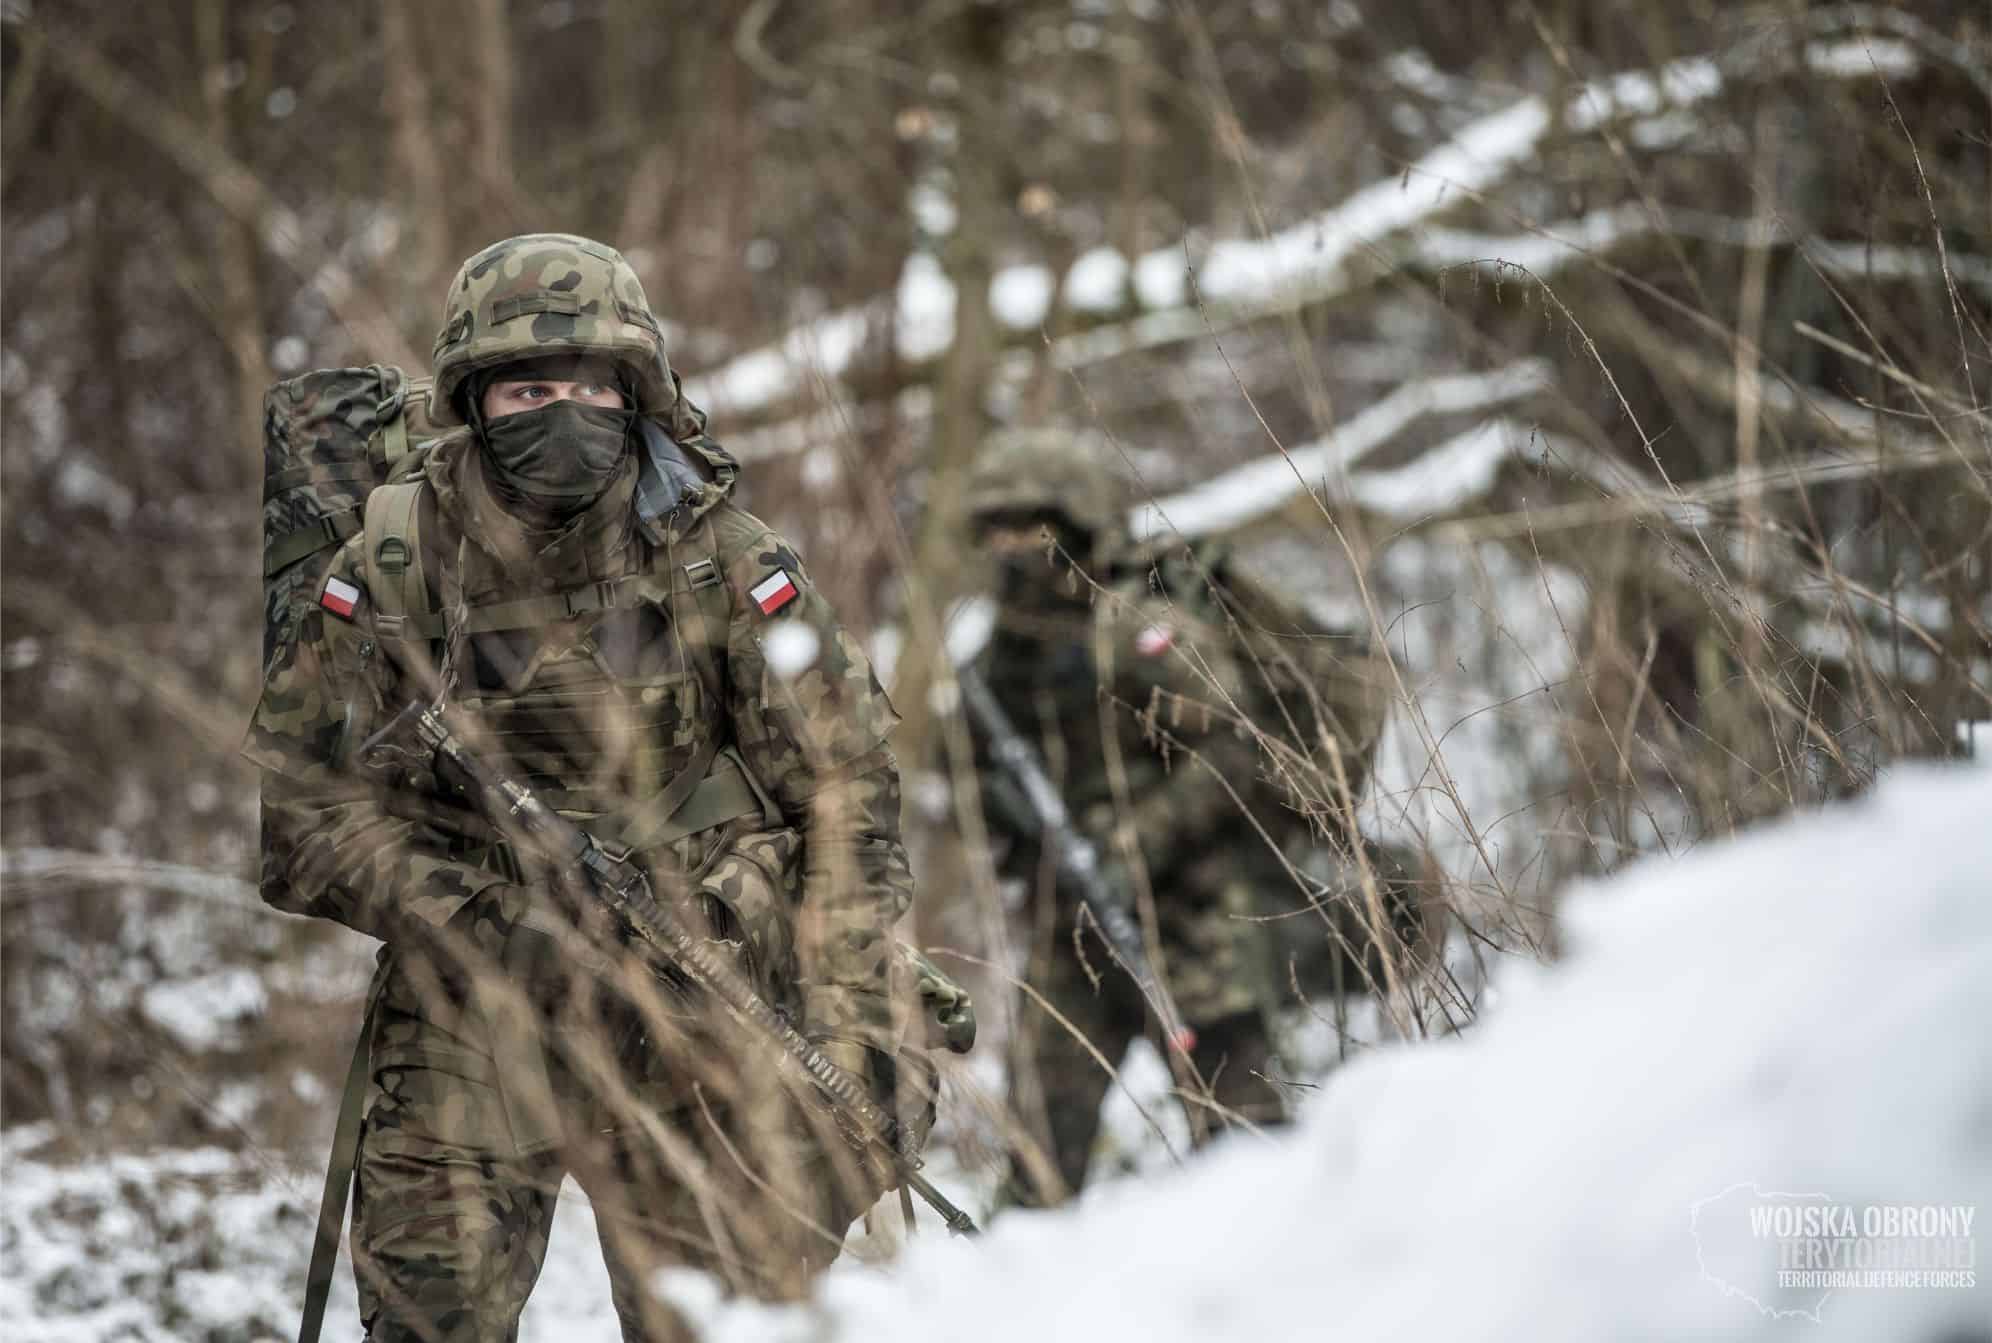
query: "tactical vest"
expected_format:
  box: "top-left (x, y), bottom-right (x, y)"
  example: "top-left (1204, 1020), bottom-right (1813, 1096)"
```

top-left (359, 470), bottom-right (781, 864)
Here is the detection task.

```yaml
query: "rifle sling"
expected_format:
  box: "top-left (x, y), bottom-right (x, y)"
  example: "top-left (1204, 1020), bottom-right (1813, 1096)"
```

top-left (296, 980), bottom-right (380, 1343)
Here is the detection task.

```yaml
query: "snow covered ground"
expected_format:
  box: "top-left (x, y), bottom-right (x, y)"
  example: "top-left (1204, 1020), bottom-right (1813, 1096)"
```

top-left (674, 764), bottom-right (1992, 1342)
top-left (5, 766), bottom-right (1986, 1339)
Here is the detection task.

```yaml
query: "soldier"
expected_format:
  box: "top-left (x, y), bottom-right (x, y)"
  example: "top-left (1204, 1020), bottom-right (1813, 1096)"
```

top-left (960, 427), bottom-right (1393, 1208)
top-left (246, 233), bottom-right (923, 1341)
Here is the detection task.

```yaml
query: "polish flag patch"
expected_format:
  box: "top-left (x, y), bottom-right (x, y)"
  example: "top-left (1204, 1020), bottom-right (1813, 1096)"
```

top-left (750, 569), bottom-right (799, 616)
top-left (1133, 622), bottom-right (1175, 657)
top-left (320, 575), bottom-right (362, 620)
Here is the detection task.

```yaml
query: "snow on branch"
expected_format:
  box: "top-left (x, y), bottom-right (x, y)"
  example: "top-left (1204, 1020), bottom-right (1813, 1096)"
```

top-left (683, 9), bottom-right (1926, 423)
top-left (1334, 419), bottom-right (1629, 522)
top-left (0, 848), bottom-right (259, 906)
top-left (1127, 363), bottom-right (1552, 543)
top-left (1418, 207), bottom-right (1992, 295)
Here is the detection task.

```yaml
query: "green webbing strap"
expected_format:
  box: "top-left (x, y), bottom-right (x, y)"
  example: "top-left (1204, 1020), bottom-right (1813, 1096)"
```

top-left (362, 481), bottom-right (428, 642)
top-left (675, 540), bottom-right (730, 713)
top-left (387, 573), bottom-right (652, 641)
top-left (378, 406), bottom-right (409, 468)
top-left (297, 995), bottom-right (377, 1343)
top-left (636, 747), bottom-right (781, 845)
top-left (264, 508), bottom-right (363, 576)
top-left (265, 464), bottom-right (375, 493)
top-left (386, 484), bottom-right (428, 634)
top-left (604, 734), bottom-right (724, 853)
top-left (375, 375), bottom-right (429, 469)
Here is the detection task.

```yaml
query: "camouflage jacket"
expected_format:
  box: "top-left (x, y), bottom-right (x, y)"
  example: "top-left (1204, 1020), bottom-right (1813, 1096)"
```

top-left (972, 544), bottom-right (1380, 1021)
top-left (244, 432), bottom-right (913, 1056)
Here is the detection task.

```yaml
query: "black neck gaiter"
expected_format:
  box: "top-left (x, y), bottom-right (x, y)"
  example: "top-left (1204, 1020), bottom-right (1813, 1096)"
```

top-left (479, 400), bottom-right (636, 525)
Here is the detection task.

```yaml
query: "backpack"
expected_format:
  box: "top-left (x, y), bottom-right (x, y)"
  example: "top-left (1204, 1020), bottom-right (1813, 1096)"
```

top-left (1142, 538), bottom-right (1386, 812)
top-left (1142, 539), bottom-right (1429, 993)
top-left (259, 365), bottom-right (437, 669)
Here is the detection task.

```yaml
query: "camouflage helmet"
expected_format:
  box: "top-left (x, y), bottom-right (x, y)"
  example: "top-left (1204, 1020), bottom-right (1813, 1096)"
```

top-left (963, 425), bottom-right (1127, 541)
top-left (428, 232), bottom-right (671, 427)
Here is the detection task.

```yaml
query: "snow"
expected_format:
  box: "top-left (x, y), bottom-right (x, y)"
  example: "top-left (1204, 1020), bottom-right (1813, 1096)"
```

top-left (1127, 362), bottom-right (1551, 541)
top-left (1065, 246), bottom-right (1130, 311)
top-left (139, 967), bottom-right (268, 1052)
top-left (1804, 37), bottom-right (1916, 78)
top-left (1342, 419), bottom-right (1534, 518)
top-left (0, 1127), bottom-right (632, 1341)
top-left (1360, 536), bottom-right (1593, 883)
top-left (681, 14), bottom-right (1924, 422)
top-left (895, 252), bottom-right (955, 364)
top-left (0, 1131), bottom-right (306, 1340)
top-left (7, 769), bottom-right (1987, 1337)
top-left (988, 265), bottom-right (1054, 330)
top-left (762, 621), bottom-right (823, 680)
top-left (941, 596), bottom-right (997, 670)
top-left (1419, 204), bottom-right (1992, 291)
top-left (683, 765), bottom-right (1992, 1341)
top-left (1959, 721), bottom-right (1992, 762)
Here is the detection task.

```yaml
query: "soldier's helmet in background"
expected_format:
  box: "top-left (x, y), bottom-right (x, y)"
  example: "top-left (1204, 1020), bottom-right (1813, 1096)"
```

top-left (428, 232), bottom-right (672, 426)
top-left (962, 425), bottom-right (1129, 544)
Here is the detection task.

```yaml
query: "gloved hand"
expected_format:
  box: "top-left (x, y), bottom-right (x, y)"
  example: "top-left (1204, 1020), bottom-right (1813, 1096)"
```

top-left (901, 943), bottom-right (977, 1054)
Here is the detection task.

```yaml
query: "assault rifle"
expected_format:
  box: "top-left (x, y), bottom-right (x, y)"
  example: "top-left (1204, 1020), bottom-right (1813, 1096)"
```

top-left (955, 666), bottom-right (1197, 1055)
top-left (385, 698), bottom-right (979, 1237)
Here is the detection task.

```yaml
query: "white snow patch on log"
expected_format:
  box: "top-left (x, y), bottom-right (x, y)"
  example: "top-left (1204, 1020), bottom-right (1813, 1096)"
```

top-left (684, 15), bottom-right (1924, 422)
top-left (1127, 362), bottom-right (1552, 542)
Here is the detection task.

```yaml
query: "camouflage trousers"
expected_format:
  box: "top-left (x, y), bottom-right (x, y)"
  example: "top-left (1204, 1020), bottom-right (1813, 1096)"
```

top-left (1000, 873), bottom-right (1290, 1207)
top-left (353, 943), bottom-right (870, 1343)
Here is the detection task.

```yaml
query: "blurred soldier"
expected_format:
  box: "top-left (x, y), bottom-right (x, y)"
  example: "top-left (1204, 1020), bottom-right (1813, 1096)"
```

top-left (245, 234), bottom-right (928, 1341)
top-left (961, 427), bottom-right (1394, 1208)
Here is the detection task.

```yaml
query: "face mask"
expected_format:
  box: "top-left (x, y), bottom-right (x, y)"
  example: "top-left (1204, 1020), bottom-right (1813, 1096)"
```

top-left (988, 525), bottom-right (1090, 614)
top-left (479, 400), bottom-right (635, 520)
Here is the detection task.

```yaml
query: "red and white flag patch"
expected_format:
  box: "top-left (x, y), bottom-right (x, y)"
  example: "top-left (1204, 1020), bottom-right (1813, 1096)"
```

top-left (1133, 622), bottom-right (1175, 657)
top-left (750, 569), bottom-right (799, 616)
top-left (320, 575), bottom-right (362, 620)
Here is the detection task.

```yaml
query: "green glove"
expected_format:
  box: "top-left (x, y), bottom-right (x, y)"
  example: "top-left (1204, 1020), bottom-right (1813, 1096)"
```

top-left (901, 941), bottom-right (977, 1055)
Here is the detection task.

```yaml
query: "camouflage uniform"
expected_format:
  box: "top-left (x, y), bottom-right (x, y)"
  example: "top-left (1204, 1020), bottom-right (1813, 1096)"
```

top-left (246, 235), bottom-right (912, 1341)
top-left (963, 430), bottom-right (1383, 1206)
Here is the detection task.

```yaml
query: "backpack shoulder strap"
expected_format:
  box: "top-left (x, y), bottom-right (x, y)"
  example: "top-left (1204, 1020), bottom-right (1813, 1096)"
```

top-left (361, 479), bottom-right (431, 643)
top-left (671, 516), bottom-right (731, 703)
top-left (376, 375), bottom-right (432, 470)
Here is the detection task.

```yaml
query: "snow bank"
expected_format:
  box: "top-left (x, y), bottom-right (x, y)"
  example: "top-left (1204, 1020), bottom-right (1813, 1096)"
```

top-left (686, 766), bottom-right (1992, 1341)
top-left (7, 773), bottom-right (1983, 1339)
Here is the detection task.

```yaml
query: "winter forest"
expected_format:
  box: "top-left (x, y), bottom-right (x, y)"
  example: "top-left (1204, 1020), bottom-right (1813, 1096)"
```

top-left (2, 1), bottom-right (1988, 1338)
